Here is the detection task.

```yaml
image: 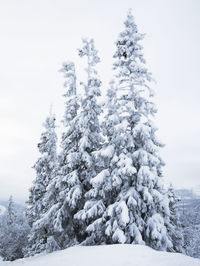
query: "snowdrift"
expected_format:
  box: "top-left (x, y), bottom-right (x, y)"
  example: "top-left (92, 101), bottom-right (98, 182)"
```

top-left (4, 244), bottom-right (200, 266)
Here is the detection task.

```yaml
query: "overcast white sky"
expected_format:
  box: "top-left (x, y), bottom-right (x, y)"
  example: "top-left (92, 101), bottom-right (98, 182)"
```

top-left (0, 0), bottom-right (200, 202)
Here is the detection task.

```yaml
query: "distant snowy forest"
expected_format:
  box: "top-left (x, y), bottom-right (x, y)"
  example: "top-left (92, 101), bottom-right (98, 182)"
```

top-left (0, 10), bottom-right (199, 262)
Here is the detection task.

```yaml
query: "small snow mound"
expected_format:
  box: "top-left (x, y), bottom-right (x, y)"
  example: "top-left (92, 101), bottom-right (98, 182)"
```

top-left (4, 244), bottom-right (200, 266)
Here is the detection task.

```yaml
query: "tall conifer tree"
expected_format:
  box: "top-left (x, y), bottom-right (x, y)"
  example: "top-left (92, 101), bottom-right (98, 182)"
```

top-left (48, 61), bottom-right (81, 249)
top-left (73, 39), bottom-right (105, 241)
top-left (26, 113), bottom-right (57, 255)
top-left (78, 10), bottom-right (175, 251)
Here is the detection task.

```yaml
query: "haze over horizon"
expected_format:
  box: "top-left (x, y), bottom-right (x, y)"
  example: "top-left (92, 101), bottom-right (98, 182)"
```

top-left (0, 0), bottom-right (200, 202)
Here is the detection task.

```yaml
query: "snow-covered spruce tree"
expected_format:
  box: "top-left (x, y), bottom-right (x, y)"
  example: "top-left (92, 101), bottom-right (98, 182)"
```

top-left (72, 39), bottom-right (106, 243)
top-left (26, 113), bottom-right (57, 256)
top-left (79, 10), bottom-right (177, 251)
top-left (167, 184), bottom-right (184, 253)
top-left (40, 61), bottom-right (82, 250)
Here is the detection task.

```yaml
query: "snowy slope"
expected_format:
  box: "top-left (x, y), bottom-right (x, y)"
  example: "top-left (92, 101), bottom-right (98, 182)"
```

top-left (4, 244), bottom-right (200, 266)
top-left (0, 205), bottom-right (6, 216)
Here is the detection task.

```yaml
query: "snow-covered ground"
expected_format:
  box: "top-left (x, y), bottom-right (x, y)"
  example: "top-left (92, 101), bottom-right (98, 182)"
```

top-left (4, 244), bottom-right (200, 266)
